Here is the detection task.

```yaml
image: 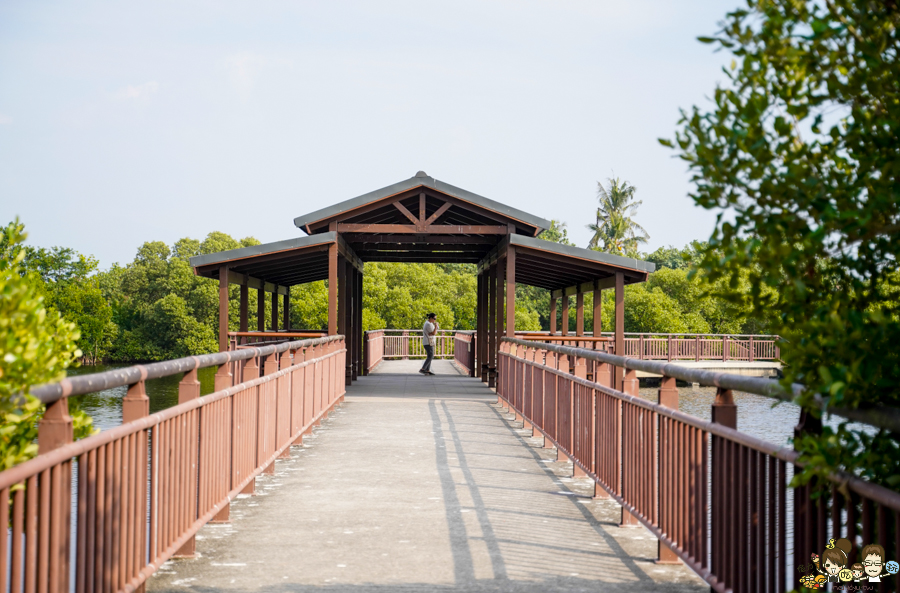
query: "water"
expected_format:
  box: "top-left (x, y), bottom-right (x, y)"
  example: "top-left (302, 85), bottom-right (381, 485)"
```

top-left (637, 383), bottom-right (800, 447)
top-left (68, 363), bottom-right (218, 432)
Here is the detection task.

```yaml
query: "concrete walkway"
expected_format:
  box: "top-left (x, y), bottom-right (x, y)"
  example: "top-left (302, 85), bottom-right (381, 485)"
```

top-left (148, 360), bottom-right (706, 592)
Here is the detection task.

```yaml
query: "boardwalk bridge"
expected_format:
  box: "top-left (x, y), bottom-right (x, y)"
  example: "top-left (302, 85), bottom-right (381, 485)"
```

top-left (3, 172), bottom-right (899, 593)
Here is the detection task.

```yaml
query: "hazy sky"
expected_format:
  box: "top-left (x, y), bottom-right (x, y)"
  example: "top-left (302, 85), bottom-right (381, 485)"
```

top-left (0, 1), bottom-right (737, 269)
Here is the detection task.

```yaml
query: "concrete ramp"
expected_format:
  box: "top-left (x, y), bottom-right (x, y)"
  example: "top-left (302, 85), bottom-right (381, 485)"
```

top-left (148, 360), bottom-right (706, 592)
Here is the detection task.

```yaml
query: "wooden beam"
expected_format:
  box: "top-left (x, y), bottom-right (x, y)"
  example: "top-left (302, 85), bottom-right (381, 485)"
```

top-left (336, 235), bottom-right (364, 272)
top-left (239, 281), bottom-right (248, 332)
top-left (338, 224), bottom-right (509, 234)
top-left (328, 243), bottom-right (337, 335)
top-left (194, 244), bottom-right (330, 277)
top-left (576, 290), bottom-right (584, 336)
top-left (221, 273), bottom-right (289, 295)
top-left (348, 233), bottom-right (497, 245)
top-left (549, 295), bottom-right (557, 334)
top-left (551, 277), bottom-right (616, 300)
top-left (218, 266), bottom-right (229, 352)
top-left (424, 201), bottom-right (452, 225)
top-left (419, 193), bottom-right (426, 222)
top-left (506, 246), bottom-right (515, 337)
top-left (393, 201), bottom-right (419, 224)
top-left (615, 271), bottom-right (625, 390)
top-left (257, 286), bottom-right (265, 332)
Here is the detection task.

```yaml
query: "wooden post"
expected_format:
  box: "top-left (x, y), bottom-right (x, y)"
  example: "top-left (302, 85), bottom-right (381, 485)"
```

top-left (218, 266), bottom-right (229, 352)
top-left (549, 295), bottom-right (557, 334)
top-left (495, 257), bottom-right (505, 386)
top-left (506, 246), bottom-right (516, 337)
top-left (476, 272), bottom-right (484, 379)
top-left (615, 271), bottom-right (625, 391)
top-left (487, 262), bottom-right (496, 385)
top-left (593, 279), bottom-right (602, 337)
top-left (575, 291), bottom-right (584, 337)
top-left (240, 280), bottom-right (249, 332)
top-left (271, 290), bottom-right (279, 334)
top-left (561, 295), bottom-right (569, 336)
top-left (283, 291), bottom-right (290, 330)
top-left (257, 286), bottom-right (265, 332)
top-left (328, 242), bottom-right (338, 335)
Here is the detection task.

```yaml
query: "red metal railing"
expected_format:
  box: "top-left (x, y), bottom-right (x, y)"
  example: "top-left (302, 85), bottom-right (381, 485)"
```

top-left (363, 329), bottom-right (384, 374)
top-left (379, 329), bottom-right (456, 360)
top-left (0, 335), bottom-right (345, 593)
top-left (497, 337), bottom-right (900, 593)
top-left (453, 331), bottom-right (476, 376)
top-left (516, 332), bottom-right (780, 362)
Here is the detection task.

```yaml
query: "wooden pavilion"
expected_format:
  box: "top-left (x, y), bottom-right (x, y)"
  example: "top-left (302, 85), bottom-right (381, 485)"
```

top-left (190, 171), bottom-right (654, 387)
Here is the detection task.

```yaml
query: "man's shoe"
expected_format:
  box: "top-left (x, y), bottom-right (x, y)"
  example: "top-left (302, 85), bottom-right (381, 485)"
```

top-left (418, 368), bottom-right (427, 374)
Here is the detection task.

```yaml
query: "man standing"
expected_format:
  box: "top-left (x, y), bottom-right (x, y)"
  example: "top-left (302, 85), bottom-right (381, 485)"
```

top-left (419, 313), bottom-right (438, 375)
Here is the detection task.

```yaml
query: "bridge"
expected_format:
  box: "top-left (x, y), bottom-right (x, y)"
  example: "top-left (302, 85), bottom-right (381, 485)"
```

top-left (3, 172), bottom-right (898, 593)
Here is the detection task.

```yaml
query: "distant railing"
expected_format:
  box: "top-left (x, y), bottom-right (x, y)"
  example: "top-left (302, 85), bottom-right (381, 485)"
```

top-left (497, 337), bottom-right (900, 593)
top-left (516, 332), bottom-right (780, 362)
top-left (453, 331), bottom-right (476, 377)
top-left (0, 335), bottom-right (346, 593)
top-left (363, 330), bottom-right (472, 374)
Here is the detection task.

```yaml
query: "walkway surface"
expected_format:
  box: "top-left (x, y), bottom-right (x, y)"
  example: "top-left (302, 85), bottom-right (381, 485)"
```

top-left (148, 360), bottom-right (707, 592)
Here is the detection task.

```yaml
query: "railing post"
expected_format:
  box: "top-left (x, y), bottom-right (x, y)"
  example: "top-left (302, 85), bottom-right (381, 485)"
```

top-left (656, 374), bottom-right (681, 564)
top-left (36, 396), bottom-right (73, 592)
top-left (695, 335), bottom-right (700, 361)
top-left (543, 349), bottom-right (557, 450)
top-left (667, 334), bottom-right (672, 362)
top-left (749, 336), bottom-right (754, 362)
top-left (723, 336), bottom-right (729, 362)
top-left (711, 388), bottom-right (736, 429)
top-left (402, 330), bottom-right (409, 360)
top-left (639, 334), bottom-right (645, 360)
top-left (622, 367), bottom-right (639, 396)
top-left (173, 366), bottom-right (201, 558)
top-left (572, 355), bottom-right (588, 477)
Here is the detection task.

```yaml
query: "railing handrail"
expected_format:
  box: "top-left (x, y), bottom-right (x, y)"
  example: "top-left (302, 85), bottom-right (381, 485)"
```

top-left (500, 336), bottom-right (900, 436)
top-left (516, 331), bottom-right (780, 339)
top-left (28, 335), bottom-right (344, 405)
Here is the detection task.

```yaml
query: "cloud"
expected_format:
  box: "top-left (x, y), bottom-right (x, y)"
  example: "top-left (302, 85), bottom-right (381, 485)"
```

top-left (115, 81), bottom-right (159, 100)
top-left (0, 114), bottom-right (12, 124)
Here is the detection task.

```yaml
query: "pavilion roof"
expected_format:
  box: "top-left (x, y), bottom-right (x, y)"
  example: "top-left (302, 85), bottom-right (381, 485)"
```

top-left (292, 171), bottom-right (552, 237)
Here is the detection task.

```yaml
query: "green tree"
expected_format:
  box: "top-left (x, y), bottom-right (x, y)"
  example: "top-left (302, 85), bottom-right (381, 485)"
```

top-left (538, 220), bottom-right (575, 246)
top-left (663, 0), bottom-right (900, 487)
top-left (0, 221), bottom-right (94, 471)
top-left (586, 178), bottom-right (649, 255)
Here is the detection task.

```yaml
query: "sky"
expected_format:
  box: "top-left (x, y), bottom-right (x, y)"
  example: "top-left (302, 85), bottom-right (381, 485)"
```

top-left (0, 1), bottom-right (738, 269)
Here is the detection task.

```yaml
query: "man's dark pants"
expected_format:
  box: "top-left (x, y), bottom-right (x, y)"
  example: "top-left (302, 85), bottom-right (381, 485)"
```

top-left (422, 345), bottom-right (435, 373)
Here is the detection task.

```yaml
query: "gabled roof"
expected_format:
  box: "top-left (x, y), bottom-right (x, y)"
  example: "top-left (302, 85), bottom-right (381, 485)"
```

top-left (293, 171), bottom-right (552, 236)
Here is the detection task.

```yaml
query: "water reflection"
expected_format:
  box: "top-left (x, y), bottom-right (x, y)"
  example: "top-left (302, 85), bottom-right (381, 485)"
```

top-left (637, 384), bottom-right (800, 447)
top-left (68, 363), bottom-right (218, 432)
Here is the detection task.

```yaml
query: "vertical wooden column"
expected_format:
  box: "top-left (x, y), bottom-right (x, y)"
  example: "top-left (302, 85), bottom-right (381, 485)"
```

top-left (561, 294), bottom-right (569, 336)
top-left (240, 280), bottom-right (249, 332)
top-left (271, 290), bottom-right (279, 334)
top-left (549, 296), bottom-right (557, 334)
top-left (476, 271), bottom-right (484, 379)
top-left (218, 266), bottom-right (229, 352)
top-left (349, 266), bottom-right (358, 381)
top-left (494, 257), bottom-right (505, 387)
top-left (593, 280), bottom-right (602, 338)
top-left (575, 291), bottom-right (584, 337)
top-left (257, 287), bottom-right (265, 332)
top-left (337, 256), bottom-right (351, 385)
top-left (487, 262), bottom-right (496, 385)
top-left (615, 271), bottom-right (625, 391)
top-left (328, 242), bottom-right (338, 335)
top-left (506, 246), bottom-right (516, 337)
top-left (283, 291), bottom-right (290, 330)
top-left (355, 268), bottom-right (363, 381)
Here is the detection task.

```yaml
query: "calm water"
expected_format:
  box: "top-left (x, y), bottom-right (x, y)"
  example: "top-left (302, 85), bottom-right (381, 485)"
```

top-left (68, 363), bottom-right (218, 432)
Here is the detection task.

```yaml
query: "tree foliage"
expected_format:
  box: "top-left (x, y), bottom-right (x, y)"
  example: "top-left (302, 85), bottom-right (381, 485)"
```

top-left (0, 221), bottom-right (94, 471)
top-left (663, 0), bottom-right (900, 487)
top-left (587, 178), bottom-right (649, 255)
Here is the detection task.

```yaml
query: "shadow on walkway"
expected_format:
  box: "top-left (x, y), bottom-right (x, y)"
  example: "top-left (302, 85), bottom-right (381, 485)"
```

top-left (147, 361), bottom-right (706, 593)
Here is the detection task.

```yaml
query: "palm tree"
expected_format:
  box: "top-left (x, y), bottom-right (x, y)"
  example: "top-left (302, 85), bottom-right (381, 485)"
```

top-left (586, 177), bottom-right (649, 255)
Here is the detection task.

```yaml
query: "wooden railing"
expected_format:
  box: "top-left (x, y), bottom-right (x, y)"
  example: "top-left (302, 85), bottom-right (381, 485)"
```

top-left (453, 331), bottom-right (476, 377)
top-left (516, 332), bottom-right (780, 362)
top-left (497, 337), bottom-right (900, 593)
top-left (0, 335), bottom-right (346, 593)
